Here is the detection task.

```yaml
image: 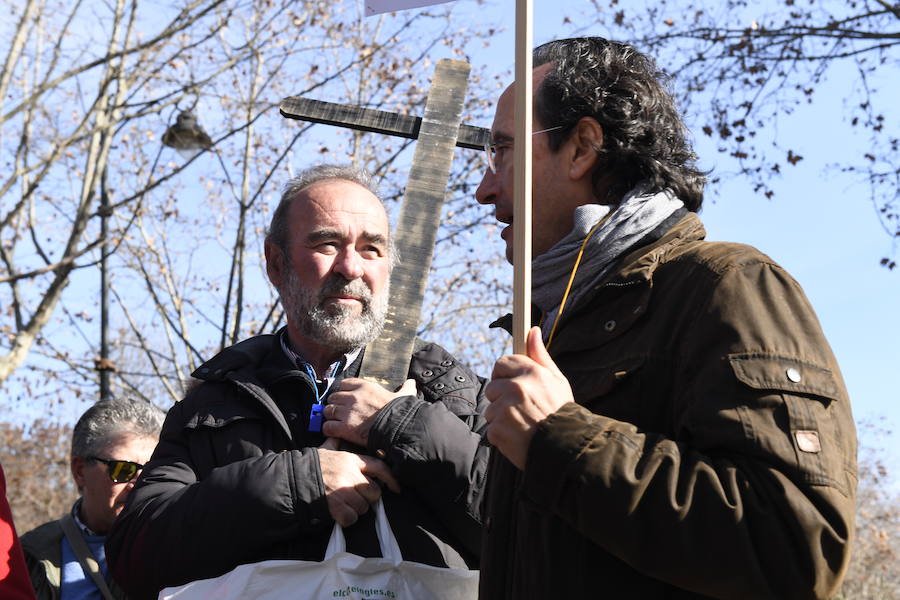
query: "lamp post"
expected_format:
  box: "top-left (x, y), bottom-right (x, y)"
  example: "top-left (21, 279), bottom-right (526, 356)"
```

top-left (162, 110), bottom-right (213, 159)
top-left (96, 169), bottom-right (113, 402)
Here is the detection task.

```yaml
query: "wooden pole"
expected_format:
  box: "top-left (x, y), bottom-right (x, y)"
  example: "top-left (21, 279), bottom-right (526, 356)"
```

top-left (512, 0), bottom-right (533, 355)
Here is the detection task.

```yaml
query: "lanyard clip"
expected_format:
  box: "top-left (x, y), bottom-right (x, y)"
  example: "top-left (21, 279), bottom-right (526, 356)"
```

top-left (308, 403), bottom-right (324, 432)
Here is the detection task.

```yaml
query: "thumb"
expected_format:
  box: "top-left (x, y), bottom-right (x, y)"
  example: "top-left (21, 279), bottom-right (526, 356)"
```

top-left (319, 437), bottom-right (340, 450)
top-left (395, 378), bottom-right (417, 397)
top-left (526, 326), bottom-right (565, 378)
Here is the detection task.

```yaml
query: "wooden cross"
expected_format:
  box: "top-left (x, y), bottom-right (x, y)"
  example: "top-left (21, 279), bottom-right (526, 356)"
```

top-left (280, 59), bottom-right (489, 389)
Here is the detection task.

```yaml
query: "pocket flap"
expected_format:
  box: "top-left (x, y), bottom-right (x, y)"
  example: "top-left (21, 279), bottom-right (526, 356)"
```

top-left (568, 355), bottom-right (645, 400)
top-left (728, 354), bottom-right (838, 400)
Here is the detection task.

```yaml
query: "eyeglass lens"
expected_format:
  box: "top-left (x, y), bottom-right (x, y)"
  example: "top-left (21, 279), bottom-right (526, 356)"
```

top-left (91, 457), bottom-right (142, 482)
top-left (108, 460), bottom-right (139, 482)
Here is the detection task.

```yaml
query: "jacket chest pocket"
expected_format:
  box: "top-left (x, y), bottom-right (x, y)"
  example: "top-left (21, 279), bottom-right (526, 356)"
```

top-left (183, 403), bottom-right (277, 476)
top-left (566, 355), bottom-right (650, 421)
top-left (729, 353), bottom-right (853, 495)
top-left (566, 353), bottom-right (682, 435)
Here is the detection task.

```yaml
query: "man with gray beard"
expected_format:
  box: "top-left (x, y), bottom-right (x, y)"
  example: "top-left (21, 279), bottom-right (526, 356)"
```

top-left (106, 165), bottom-right (489, 599)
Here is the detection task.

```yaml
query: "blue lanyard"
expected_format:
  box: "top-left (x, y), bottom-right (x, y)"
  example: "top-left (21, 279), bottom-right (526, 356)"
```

top-left (280, 331), bottom-right (354, 433)
top-left (304, 362), bottom-right (327, 432)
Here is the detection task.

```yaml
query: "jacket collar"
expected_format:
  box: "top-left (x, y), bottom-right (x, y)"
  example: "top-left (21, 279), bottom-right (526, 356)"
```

top-left (491, 212), bottom-right (706, 355)
top-left (191, 329), bottom-right (305, 443)
top-left (605, 209), bottom-right (703, 287)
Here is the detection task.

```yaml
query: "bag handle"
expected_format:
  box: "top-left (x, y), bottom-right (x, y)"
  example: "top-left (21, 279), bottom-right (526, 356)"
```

top-left (324, 499), bottom-right (402, 564)
top-left (59, 513), bottom-right (116, 600)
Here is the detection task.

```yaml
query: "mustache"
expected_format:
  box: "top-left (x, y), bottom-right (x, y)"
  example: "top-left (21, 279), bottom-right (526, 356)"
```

top-left (318, 275), bottom-right (373, 306)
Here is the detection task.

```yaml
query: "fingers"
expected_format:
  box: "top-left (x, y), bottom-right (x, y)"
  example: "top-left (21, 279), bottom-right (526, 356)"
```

top-left (526, 326), bottom-right (565, 378)
top-left (360, 455), bottom-right (401, 493)
top-left (317, 447), bottom-right (399, 526)
top-left (395, 378), bottom-right (417, 396)
top-left (490, 352), bottom-right (537, 381)
top-left (335, 377), bottom-right (374, 394)
top-left (489, 327), bottom-right (565, 387)
top-left (484, 378), bottom-right (510, 407)
top-left (319, 436), bottom-right (340, 450)
top-left (320, 416), bottom-right (352, 441)
top-left (353, 477), bottom-right (384, 506)
top-left (330, 485), bottom-right (375, 527)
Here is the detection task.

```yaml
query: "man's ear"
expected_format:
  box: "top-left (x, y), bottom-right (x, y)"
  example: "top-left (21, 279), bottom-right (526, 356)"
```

top-left (568, 117), bottom-right (604, 181)
top-left (71, 455), bottom-right (86, 492)
top-left (264, 241), bottom-right (285, 289)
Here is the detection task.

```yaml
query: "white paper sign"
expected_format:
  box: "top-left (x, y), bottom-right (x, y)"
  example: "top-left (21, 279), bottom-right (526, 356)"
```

top-left (365, 0), bottom-right (455, 16)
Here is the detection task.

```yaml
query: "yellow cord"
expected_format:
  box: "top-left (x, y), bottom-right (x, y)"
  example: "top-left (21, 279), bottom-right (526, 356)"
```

top-left (546, 211), bottom-right (614, 351)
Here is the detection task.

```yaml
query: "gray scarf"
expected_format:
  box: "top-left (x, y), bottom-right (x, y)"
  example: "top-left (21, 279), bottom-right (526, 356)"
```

top-left (532, 184), bottom-right (684, 338)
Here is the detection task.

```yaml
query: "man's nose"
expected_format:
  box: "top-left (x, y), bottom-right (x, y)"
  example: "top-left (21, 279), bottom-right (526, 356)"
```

top-left (475, 169), bottom-right (496, 206)
top-left (333, 248), bottom-right (364, 280)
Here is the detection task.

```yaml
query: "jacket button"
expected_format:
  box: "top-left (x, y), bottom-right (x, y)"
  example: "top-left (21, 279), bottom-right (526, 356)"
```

top-left (376, 449), bottom-right (386, 458)
top-left (310, 517), bottom-right (321, 526)
top-left (604, 320), bottom-right (616, 332)
top-left (455, 375), bottom-right (466, 383)
top-left (422, 369), bottom-right (434, 377)
top-left (434, 382), bottom-right (445, 390)
top-left (441, 360), bottom-right (453, 367)
top-left (786, 367), bottom-right (802, 382)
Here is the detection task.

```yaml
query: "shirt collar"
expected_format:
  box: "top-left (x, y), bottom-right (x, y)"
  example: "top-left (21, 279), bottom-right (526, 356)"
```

top-left (278, 330), bottom-right (361, 382)
top-left (72, 498), bottom-right (98, 537)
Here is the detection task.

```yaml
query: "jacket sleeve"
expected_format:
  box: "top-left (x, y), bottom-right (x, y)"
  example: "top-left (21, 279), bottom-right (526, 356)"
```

top-left (521, 260), bottom-right (856, 600)
top-left (366, 351), bottom-right (490, 559)
top-left (105, 391), bottom-right (332, 599)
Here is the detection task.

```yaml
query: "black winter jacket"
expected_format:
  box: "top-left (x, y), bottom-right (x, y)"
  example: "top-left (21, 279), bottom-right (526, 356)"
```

top-left (106, 332), bottom-right (489, 599)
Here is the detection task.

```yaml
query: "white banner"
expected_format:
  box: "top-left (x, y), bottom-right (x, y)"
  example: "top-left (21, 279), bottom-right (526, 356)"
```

top-left (365, 0), bottom-right (455, 16)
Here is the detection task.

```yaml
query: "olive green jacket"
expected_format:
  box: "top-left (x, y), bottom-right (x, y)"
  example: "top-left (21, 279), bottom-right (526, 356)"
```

top-left (20, 514), bottom-right (127, 600)
top-left (480, 212), bottom-right (856, 600)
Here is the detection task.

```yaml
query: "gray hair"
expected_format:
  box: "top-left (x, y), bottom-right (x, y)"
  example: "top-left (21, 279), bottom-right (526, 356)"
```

top-left (266, 164), bottom-right (397, 266)
top-left (71, 397), bottom-right (166, 458)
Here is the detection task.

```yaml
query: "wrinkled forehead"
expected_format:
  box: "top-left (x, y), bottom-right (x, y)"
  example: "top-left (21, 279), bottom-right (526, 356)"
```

top-left (293, 179), bottom-right (390, 237)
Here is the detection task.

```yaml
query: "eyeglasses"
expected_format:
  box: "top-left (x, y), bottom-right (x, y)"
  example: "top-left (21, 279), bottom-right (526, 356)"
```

top-left (89, 457), bottom-right (145, 483)
top-left (483, 125), bottom-right (565, 174)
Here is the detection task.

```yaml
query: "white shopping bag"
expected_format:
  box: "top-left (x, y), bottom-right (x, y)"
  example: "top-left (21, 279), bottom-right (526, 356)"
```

top-left (159, 500), bottom-right (478, 599)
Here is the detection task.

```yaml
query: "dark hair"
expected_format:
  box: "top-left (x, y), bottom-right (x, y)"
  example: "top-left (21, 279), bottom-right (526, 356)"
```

top-left (266, 164), bottom-right (397, 265)
top-left (71, 397), bottom-right (165, 458)
top-left (533, 37), bottom-right (705, 211)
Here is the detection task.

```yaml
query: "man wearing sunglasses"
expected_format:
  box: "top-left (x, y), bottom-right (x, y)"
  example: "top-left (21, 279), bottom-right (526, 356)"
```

top-left (476, 38), bottom-right (856, 599)
top-left (20, 397), bottom-right (164, 600)
top-left (106, 164), bottom-right (488, 598)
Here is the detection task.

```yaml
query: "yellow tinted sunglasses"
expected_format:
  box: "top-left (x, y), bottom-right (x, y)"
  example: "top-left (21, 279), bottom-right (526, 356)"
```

top-left (89, 457), bottom-right (144, 483)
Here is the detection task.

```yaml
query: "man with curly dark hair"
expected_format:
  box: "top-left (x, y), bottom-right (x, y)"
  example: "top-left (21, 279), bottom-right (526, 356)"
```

top-left (476, 37), bottom-right (856, 599)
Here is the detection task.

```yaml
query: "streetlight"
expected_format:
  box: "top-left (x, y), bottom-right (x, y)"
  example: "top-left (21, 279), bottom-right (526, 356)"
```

top-left (162, 111), bottom-right (213, 159)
